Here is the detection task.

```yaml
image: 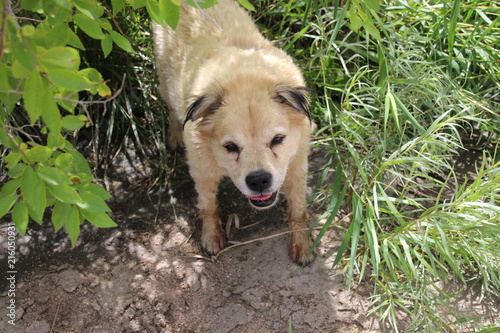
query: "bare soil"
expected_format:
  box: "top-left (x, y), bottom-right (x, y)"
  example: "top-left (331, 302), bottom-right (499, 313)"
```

top-left (0, 147), bottom-right (497, 332)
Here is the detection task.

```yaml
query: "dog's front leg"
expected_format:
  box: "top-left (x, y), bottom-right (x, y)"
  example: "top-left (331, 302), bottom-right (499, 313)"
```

top-left (284, 151), bottom-right (313, 265)
top-left (195, 176), bottom-right (227, 255)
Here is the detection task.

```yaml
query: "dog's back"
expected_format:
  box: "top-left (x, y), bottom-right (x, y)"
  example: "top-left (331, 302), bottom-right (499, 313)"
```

top-left (153, 0), bottom-right (271, 116)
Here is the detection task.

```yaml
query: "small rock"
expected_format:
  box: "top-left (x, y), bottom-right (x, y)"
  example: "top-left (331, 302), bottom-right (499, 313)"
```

top-left (154, 313), bottom-right (167, 327)
top-left (57, 269), bottom-right (84, 293)
top-left (186, 272), bottom-right (201, 292)
top-left (91, 300), bottom-right (101, 311)
top-left (16, 305), bottom-right (24, 320)
top-left (125, 306), bottom-right (136, 319)
top-left (129, 319), bottom-right (142, 332)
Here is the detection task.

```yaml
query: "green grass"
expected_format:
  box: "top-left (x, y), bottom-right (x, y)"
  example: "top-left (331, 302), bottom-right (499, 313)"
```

top-left (254, 0), bottom-right (500, 331)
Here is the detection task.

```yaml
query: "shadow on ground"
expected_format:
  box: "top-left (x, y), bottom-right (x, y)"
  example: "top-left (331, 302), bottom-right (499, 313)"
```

top-left (0, 147), bottom-right (382, 333)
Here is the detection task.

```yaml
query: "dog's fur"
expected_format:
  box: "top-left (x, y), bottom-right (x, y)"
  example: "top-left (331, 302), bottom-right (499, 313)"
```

top-left (153, 0), bottom-right (313, 264)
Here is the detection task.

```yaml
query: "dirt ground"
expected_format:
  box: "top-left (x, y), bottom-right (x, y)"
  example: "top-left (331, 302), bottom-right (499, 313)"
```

top-left (0, 146), bottom-right (497, 332)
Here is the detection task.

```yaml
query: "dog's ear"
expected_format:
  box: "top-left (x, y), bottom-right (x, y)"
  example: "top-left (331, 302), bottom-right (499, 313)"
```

top-left (183, 93), bottom-right (223, 129)
top-left (274, 86), bottom-right (312, 122)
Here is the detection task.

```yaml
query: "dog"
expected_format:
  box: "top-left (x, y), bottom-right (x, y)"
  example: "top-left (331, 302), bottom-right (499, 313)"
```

top-left (153, 0), bottom-right (313, 264)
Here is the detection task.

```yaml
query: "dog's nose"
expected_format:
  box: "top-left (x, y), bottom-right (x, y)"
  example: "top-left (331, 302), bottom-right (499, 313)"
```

top-left (246, 170), bottom-right (272, 193)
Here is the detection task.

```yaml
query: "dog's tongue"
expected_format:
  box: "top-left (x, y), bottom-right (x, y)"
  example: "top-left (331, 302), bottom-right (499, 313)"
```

top-left (248, 193), bottom-right (273, 201)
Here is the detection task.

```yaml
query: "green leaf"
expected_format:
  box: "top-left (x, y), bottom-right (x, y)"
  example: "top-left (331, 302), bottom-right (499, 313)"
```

top-left (159, 0), bottom-right (180, 29)
top-left (41, 83), bottom-right (62, 133)
top-left (54, 152), bottom-right (74, 170)
top-left (37, 166), bottom-right (71, 185)
top-left (67, 28), bottom-right (85, 50)
top-left (236, 0), bottom-right (254, 11)
top-left (101, 34), bottom-right (113, 58)
top-left (100, 19), bottom-right (113, 32)
top-left (0, 126), bottom-right (17, 149)
top-left (5, 152), bottom-right (22, 168)
top-left (0, 64), bottom-right (21, 114)
top-left (347, 7), bottom-right (362, 32)
top-left (23, 71), bottom-right (44, 124)
top-left (8, 163), bottom-right (27, 179)
top-left (77, 191), bottom-right (111, 212)
top-left (73, 13), bottom-right (105, 39)
top-left (128, 0), bottom-right (147, 10)
top-left (41, 22), bottom-right (71, 49)
top-left (347, 192), bottom-right (362, 289)
top-left (47, 183), bottom-right (82, 204)
top-left (80, 183), bottom-right (112, 200)
top-left (44, 1), bottom-right (72, 26)
top-left (40, 46), bottom-right (80, 71)
top-left (185, 0), bottom-right (217, 9)
top-left (448, 0), bottom-right (461, 57)
top-left (74, 0), bottom-right (100, 19)
top-left (52, 201), bottom-right (71, 231)
top-left (21, 0), bottom-right (43, 11)
top-left (47, 131), bottom-right (66, 149)
top-left (67, 149), bottom-right (92, 175)
top-left (146, 0), bottom-right (162, 24)
top-left (12, 43), bottom-right (37, 77)
top-left (0, 178), bottom-right (21, 198)
top-left (111, 0), bottom-right (127, 14)
top-left (81, 209), bottom-right (117, 228)
top-left (12, 60), bottom-right (32, 79)
top-left (0, 61), bottom-right (10, 88)
top-left (362, 21), bottom-right (381, 41)
top-left (109, 30), bottom-right (133, 53)
top-left (47, 69), bottom-right (94, 91)
top-left (21, 167), bottom-right (47, 223)
top-left (79, 68), bottom-right (104, 83)
top-left (364, 0), bottom-right (380, 12)
top-left (62, 115), bottom-right (86, 130)
top-left (65, 204), bottom-right (81, 246)
top-left (25, 145), bottom-right (53, 163)
top-left (0, 194), bottom-right (19, 219)
top-left (12, 201), bottom-right (29, 236)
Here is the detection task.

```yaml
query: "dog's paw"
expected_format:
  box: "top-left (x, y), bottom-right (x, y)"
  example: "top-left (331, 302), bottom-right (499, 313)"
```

top-left (201, 230), bottom-right (227, 255)
top-left (289, 232), bottom-right (314, 265)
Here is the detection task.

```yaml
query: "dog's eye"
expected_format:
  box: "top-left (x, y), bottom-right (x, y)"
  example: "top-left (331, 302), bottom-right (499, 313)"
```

top-left (224, 142), bottom-right (239, 153)
top-left (270, 135), bottom-right (285, 148)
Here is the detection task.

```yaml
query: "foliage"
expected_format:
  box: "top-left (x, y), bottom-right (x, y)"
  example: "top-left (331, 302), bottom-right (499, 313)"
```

top-left (0, 0), bottom-right (223, 244)
top-left (256, 0), bottom-right (499, 331)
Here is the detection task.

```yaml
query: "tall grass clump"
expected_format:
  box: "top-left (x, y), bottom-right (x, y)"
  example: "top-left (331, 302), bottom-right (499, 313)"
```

top-left (256, 0), bottom-right (499, 331)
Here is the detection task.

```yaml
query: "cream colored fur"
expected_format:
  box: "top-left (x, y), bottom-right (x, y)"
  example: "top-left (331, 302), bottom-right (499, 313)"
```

top-left (153, 0), bottom-right (313, 264)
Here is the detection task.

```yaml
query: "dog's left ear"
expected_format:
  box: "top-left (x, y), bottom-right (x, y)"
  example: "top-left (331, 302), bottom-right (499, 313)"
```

top-left (183, 93), bottom-right (224, 129)
top-left (274, 86), bottom-right (312, 122)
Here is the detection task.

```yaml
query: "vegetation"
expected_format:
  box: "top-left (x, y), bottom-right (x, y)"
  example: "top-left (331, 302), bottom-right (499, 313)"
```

top-left (265, 0), bottom-right (500, 331)
top-left (1, 0), bottom-right (499, 331)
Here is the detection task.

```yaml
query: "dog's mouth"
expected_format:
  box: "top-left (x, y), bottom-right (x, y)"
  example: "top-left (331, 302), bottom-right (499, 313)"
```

top-left (247, 192), bottom-right (278, 208)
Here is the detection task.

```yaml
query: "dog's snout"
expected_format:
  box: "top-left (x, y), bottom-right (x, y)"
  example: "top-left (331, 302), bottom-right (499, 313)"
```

top-left (246, 170), bottom-right (272, 193)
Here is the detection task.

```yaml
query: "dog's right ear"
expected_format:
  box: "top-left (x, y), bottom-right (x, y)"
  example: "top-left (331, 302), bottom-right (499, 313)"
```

top-left (183, 94), bottom-right (223, 129)
top-left (274, 86), bottom-right (312, 123)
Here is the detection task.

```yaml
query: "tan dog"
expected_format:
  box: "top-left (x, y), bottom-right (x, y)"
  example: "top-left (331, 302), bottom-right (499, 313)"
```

top-left (153, 0), bottom-right (313, 264)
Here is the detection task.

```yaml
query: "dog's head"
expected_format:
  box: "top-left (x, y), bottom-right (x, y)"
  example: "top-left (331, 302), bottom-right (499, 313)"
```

top-left (184, 80), bottom-right (311, 209)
